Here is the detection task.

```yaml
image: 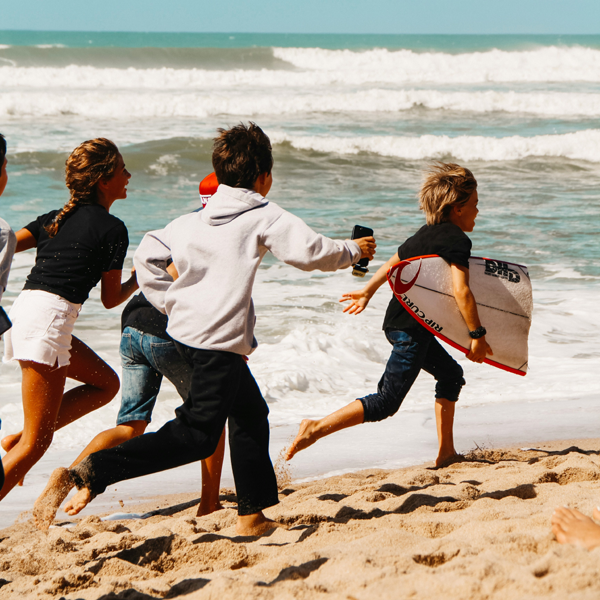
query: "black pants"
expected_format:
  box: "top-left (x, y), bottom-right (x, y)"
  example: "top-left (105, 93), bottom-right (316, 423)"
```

top-left (71, 346), bottom-right (279, 515)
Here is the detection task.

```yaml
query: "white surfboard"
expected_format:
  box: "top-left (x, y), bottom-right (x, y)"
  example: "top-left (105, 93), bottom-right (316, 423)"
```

top-left (387, 255), bottom-right (532, 376)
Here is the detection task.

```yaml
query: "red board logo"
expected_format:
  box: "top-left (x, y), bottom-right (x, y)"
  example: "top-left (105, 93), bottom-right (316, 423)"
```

top-left (390, 260), bottom-right (421, 295)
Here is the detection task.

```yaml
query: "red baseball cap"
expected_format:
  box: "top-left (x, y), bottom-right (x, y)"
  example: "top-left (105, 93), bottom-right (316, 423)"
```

top-left (199, 172), bottom-right (219, 207)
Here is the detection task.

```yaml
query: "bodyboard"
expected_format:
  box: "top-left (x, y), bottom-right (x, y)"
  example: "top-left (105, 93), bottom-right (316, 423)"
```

top-left (386, 255), bottom-right (532, 376)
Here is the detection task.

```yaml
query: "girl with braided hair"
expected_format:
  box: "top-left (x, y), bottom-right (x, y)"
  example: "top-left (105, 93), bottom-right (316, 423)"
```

top-left (0, 138), bottom-right (138, 500)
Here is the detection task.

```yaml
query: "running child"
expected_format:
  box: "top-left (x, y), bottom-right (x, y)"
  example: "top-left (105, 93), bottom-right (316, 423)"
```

top-left (33, 179), bottom-right (226, 526)
top-left (285, 163), bottom-right (492, 467)
top-left (36, 122), bottom-right (376, 535)
top-left (0, 138), bottom-right (138, 500)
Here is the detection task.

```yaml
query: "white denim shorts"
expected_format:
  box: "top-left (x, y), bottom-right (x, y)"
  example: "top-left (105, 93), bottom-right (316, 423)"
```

top-left (3, 289), bottom-right (81, 368)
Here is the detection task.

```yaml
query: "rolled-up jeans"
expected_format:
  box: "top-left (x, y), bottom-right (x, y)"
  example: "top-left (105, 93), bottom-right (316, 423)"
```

top-left (359, 327), bottom-right (465, 423)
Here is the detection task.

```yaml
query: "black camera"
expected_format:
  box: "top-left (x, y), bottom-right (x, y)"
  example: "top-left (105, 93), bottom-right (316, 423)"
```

top-left (351, 225), bottom-right (373, 277)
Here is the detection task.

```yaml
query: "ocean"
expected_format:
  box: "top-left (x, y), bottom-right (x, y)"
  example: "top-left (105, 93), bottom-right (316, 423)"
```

top-left (0, 31), bottom-right (599, 524)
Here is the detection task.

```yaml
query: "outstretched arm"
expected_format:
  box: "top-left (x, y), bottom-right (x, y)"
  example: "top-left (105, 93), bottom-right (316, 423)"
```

top-left (100, 268), bottom-right (139, 309)
top-left (450, 263), bottom-right (493, 363)
top-left (340, 252), bottom-right (399, 315)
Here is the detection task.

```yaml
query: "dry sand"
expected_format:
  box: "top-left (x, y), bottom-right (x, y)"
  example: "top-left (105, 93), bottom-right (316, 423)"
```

top-left (1, 438), bottom-right (599, 599)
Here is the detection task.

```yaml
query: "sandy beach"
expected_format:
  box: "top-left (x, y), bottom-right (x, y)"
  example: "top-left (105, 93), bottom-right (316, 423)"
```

top-left (0, 438), bottom-right (598, 599)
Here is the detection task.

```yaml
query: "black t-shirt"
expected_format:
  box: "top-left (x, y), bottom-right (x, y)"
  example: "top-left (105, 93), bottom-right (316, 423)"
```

top-left (23, 204), bottom-right (129, 304)
top-left (383, 221), bottom-right (472, 331)
top-left (121, 292), bottom-right (170, 341)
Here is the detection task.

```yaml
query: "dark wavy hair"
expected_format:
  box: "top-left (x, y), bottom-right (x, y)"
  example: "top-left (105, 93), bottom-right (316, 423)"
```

top-left (0, 134), bottom-right (6, 165)
top-left (212, 122), bottom-right (273, 190)
top-left (45, 138), bottom-right (120, 238)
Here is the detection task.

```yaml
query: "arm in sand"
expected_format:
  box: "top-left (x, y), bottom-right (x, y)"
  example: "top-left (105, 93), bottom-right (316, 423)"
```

top-left (450, 263), bottom-right (493, 363)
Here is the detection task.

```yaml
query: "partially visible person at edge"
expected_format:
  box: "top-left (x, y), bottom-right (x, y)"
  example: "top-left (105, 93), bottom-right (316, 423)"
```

top-left (34, 122), bottom-right (376, 536)
top-left (551, 506), bottom-right (600, 551)
top-left (0, 133), bottom-right (18, 492)
top-left (33, 176), bottom-right (226, 527)
top-left (285, 163), bottom-right (493, 468)
top-left (0, 138), bottom-right (138, 500)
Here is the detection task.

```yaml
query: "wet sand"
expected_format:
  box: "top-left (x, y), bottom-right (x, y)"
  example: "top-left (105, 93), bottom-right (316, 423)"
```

top-left (0, 438), bottom-right (599, 599)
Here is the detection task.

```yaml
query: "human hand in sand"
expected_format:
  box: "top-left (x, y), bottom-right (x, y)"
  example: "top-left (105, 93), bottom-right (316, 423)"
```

top-left (551, 506), bottom-right (600, 551)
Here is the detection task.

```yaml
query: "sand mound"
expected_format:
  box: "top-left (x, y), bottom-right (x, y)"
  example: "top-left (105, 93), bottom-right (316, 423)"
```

top-left (1, 440), bottom-right (599, 599)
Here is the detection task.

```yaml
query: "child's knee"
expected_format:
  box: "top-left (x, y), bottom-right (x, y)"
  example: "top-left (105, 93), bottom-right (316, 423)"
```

top-left (104, 369), bottom-right (121, 398)
top-left (435, 375), bottom-right (465, 403)
top-left (360, 392), bottom-right (404, 423)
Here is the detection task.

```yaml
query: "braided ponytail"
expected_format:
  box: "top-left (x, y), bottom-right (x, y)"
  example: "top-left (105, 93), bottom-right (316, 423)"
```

top-left (45, 138), bottom-right (120, 237)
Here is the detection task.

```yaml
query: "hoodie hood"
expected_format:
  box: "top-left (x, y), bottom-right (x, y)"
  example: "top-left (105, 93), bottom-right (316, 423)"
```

top-left (201, 184), bottom-right (268, 226)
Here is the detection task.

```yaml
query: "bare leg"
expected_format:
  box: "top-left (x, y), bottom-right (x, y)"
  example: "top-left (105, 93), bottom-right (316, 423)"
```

top-left (434, 398), bottom-right (459, 467)
top-left (236, 511), bottom-right (285, 536)
top-left (551, 507), bottom-right (600, 550)
top-left (49, 336), bottom-right (120, 430)
top-left (285, 399), bottom-right (364, 461)
top-left (3, 336), bottom-right (120, 458)
top-left (70, 421), bottom-right (147, 467)
top-left (0, 360), bottom-right (67, 500)
top-left (197, 428), bottom-right (226, 517)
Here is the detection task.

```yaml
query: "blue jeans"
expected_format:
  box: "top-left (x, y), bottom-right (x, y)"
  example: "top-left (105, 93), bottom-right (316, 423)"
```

top-left (359, 327), bottom-right (465, 423)
top-left (117, 327), bottom-right (193, 425)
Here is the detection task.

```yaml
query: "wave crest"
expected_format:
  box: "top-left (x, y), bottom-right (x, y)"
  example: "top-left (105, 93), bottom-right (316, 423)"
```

top-left (270, 129), bottom-right (600, 163)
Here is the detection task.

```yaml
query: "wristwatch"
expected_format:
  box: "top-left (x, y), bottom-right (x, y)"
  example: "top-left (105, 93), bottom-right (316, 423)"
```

top-left (469, 326), bottom-right (487, 339)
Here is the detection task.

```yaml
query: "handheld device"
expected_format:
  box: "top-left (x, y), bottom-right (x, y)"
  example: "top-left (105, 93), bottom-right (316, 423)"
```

top-left (351, 225), bottom-right (373, 277)
top-left (0, 306), bottom-right (11, 336)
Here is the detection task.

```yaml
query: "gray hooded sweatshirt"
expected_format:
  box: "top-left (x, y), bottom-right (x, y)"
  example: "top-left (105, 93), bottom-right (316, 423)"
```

top-left (134, 185), bottom-right (361, 355)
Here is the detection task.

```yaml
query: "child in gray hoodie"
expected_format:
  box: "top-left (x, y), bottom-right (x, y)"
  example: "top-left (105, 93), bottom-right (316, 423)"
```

top-left (36, 123), bottom-right (376, 535)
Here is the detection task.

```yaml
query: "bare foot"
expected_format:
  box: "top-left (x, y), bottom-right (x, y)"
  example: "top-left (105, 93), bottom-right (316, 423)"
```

top-left (196, 502), bottom-right (224, 517)
top-left (551, 506), bottom-right (600, 551)
top-left (435, 452), bottom-right (464, 468)
top-left (33, 467), bottom-right (75, 531)
top-left (236, 511), bottom-right (286, 537)
top-left (285, 419), bottom-right (320, 461)
top-left (64, 487), bottom-right (93, 516)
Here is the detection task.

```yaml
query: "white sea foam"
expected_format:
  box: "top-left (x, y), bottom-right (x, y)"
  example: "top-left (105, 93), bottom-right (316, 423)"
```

top-left (269, 129), bottom-right (600, 162)
top-left (2, 45), bottom-right (600, 92)
top-left (273, 45), bottom-right (600, 83)
top-left (2, 88), bottom-right (600, 119)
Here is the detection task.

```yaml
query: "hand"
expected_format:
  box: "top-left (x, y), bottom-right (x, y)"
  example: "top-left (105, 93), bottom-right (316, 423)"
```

top-left (340, 289), bottom-right (372, 315)
top-left (467, 337), bottom-right (493, 363)
top-left (352, 236), bottom-right (376, 261)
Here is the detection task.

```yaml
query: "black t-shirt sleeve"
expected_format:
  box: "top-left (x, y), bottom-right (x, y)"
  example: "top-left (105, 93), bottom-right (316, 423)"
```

top-left (100, 222), bottom-right (129, 272)
top-left (24, 211), bottom-right (56, 241)
top-left (442, 234), bottom-right (472, 268)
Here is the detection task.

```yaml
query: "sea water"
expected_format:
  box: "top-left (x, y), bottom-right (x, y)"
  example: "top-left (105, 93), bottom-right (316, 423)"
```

top-left (0, 32), bottom-right (599, 524)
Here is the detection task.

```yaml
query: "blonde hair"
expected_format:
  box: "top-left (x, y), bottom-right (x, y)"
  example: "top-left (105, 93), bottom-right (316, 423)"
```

top-left (45, 138), bottom-right (120, 237)
top-left (419, 162), bottom-right (477, 225)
